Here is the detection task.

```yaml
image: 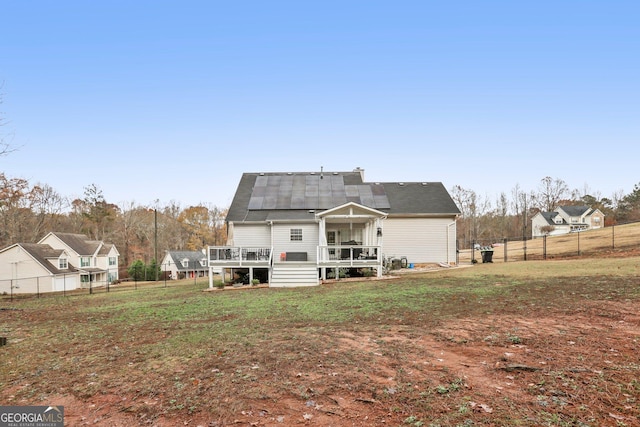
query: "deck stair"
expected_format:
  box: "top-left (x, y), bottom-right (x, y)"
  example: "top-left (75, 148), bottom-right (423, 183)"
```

top-left (270, 263), bottom-right (319, 287)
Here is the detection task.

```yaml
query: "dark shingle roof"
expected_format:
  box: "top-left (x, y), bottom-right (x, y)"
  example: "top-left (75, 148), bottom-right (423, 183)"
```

top-left (227, 171), bottom-right (460, 222)
top-left (167, 251), bottom-right (208, 271)
top-left (18, 243), bottom-right (78, 275)
top-left (559, 205), bottom-right (592, 217)
top-left (48, 233), bottom-right (101, 255)
top-left (540, 212), bottom-right (563, 225)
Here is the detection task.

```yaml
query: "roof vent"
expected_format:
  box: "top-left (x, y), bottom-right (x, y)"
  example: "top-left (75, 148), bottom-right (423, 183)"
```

top-left (287, 172), bottom-right (293, 175)
top-left (310, 172), bottom-right (315, 175)
top-left (398, 182), bottom-right (405, 186)
top-left (421, 182), bottom-right (428, 186)
top-left (259, 172), bottom-right (265, 176)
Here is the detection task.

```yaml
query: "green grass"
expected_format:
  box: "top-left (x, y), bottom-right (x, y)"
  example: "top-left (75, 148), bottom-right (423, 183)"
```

top-left (1, 257), bottom-right (639, 425)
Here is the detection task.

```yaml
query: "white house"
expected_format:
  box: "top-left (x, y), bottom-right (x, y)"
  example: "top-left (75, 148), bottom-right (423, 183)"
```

top-left (208, 169), bottom-right (461, 288)
top-left (0, 243), bottom-right (79, 295)
top-left (161, 250), bottom-right (209, 280)
top-left (38, 232), bottom-right (120, 288)
top-left (531, 205), bottom-right (605, 238)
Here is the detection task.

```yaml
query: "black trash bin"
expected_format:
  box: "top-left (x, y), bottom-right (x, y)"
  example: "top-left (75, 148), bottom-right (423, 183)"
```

top-left (481, 249), bottom-right (494, 263)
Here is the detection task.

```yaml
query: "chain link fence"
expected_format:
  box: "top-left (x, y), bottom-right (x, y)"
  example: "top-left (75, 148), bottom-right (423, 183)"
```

top-left (0, 262), bottom-right (214, 301)
top-left (459, 221), bottom-right (640, 264)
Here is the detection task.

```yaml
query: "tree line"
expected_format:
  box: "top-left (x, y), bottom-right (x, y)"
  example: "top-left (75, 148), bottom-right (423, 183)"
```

top-left (0, 176), bottom-right (227, 272)
top-left (452, 176), bottom-right (640, 248)
top-left (4, 171), bottom-right (640, 265)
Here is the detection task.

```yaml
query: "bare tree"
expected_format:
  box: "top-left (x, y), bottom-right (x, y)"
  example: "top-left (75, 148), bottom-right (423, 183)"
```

top-left (0, 85), bottom-right (17, 157)
top-left (537, 176), bottom-right (569, 211)
top-left (26, 183), bottom-right (68, 240)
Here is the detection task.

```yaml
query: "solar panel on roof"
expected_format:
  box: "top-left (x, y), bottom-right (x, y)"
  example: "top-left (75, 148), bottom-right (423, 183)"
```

top-left (291, 196), bottom-right (305, 209)
top-left (318, 195), bottom-right (333, 209)
top-left (248, 196), bottom-right (263, 209)
top-left (374, 195), bottom-right (391, 209)
top-left (263, 196), bottom-right (277, 209)
top-left (254, 175), bottom-right (269, 187)
top-left (344, 185), bottom-right (359, 197)
top-left (247, 173), bottom-right (391, 211)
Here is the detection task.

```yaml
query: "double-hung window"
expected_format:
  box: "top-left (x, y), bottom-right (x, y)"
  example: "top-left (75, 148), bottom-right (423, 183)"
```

top-left (290, 228), bottom-right (303, 241)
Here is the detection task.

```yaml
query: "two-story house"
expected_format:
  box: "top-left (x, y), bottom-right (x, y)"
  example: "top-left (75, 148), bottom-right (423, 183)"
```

top-left (208, 169), bottom-right (461, 288)
top-left (0, 243), bottom-right (79, 294)
top-left (531, 205), bottom-right (605, 237)
top-left (38, 232), bottom-right (120, 288)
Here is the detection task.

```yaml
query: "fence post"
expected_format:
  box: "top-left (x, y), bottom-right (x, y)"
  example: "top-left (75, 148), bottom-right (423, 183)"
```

top-left (523, 236), bottom-right (527, 261)
top-left (577, 230), bottom-right (581, 256)
top-left (37, 277), bottom-right (40, 298)
top-left (612, 225), bottom-right (615, 249)
top-left (543, 235), bottom-right (547, 260)
top-left (503, 238), bottom-right (507, 262)
top-left (472, 240), bottom-right (477, 263)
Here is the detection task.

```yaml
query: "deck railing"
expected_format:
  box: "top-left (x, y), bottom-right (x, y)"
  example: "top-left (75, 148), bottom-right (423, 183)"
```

top-left (317, 245), bottom-right (381, 267)
top-left (208, 247), bottom-right (272, 266)
top-left (208, 245), bottom-right (382, 268)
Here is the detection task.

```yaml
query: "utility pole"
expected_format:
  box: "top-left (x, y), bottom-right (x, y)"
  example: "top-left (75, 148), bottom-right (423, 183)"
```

top-left (154, 207), bottom-right (159, 281)
top-left (523, 198), bottom-right (527, 261)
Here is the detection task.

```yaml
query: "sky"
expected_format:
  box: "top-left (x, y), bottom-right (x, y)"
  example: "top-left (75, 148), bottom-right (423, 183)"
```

top-left (1, 1), bottom-right (638, 209)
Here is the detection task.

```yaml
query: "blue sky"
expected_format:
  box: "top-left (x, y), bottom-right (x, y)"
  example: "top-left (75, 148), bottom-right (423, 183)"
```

top-left (1, 1), bottom-right (638, 208)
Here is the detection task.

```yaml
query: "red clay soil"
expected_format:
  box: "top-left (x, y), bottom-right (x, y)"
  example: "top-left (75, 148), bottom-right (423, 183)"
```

top-left (1, 258), bottom-right (639, 426)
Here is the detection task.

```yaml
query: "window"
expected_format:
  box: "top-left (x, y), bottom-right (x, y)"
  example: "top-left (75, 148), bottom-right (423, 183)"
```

top-left (200, 258), bottom-right (207, 267)
top-left (109, 256), bottom-right (117, 266)
top-left (80, 257), bottom-right (91, 267)
top-left (59, 258), bottom-right (68, 269)
top-left (290, 228), bottom-right (303, 241)
top-left (182, 259), bottom-right (190, 268)
top-left (594, 217), bottom-right (601, 224)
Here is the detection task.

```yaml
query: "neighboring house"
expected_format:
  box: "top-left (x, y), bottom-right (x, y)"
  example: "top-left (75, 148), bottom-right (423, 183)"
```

top-left (208, 169), bottom-right (461, 288)
top-left (38, 232), bottom-right (120, 287)
top-left (531, 205), bottom-right (605, 238)
top-left (0, 243), bottom-right (80, 295)
top-left (161, 250), bottom-right (209, 280)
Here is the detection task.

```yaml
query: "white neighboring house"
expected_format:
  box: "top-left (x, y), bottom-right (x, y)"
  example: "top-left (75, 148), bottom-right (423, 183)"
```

top-left (208, 169), bottom-right (461, 288)
top-left (161, 250), bottom-right (210, 280)
top-left (0, 243), bottom-right (79, 295)
top-left (531, 205), bottom-right (605, 238)
top-left (38, 232), bottom-right (120, 288)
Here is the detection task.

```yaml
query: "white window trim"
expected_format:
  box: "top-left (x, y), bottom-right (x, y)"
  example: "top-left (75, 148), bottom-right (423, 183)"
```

top-left (290, 228), bottom-right (303, 241)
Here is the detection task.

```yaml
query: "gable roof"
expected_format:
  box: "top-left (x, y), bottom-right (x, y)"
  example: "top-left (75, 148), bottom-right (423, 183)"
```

top-left (6, 243), bottom-right (78, 275)
top-left (166, 251), bottom-right (208, 271)
top-left (538, 211), bottom-right (564, 226)
top-left (558, 205), bottom-right (592, 217)
top-left (227, 171), bottom-right (461, 222)
top-left (40, 232), bottom-right (102, 256)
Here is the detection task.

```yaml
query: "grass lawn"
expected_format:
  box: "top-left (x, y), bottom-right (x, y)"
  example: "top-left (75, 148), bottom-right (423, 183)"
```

top-left (1, 255), bottom-right (639, 426)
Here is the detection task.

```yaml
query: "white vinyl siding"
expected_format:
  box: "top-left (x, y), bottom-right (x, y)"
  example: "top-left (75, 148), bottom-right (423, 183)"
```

top-left (232, 224), bottom-right (271, 247)
top-left (54, 275), bottom-right (78, 292)
top-left (272, 223), bottom-right (319, 262)
top-left (382, 217), bottom-right (456, 264)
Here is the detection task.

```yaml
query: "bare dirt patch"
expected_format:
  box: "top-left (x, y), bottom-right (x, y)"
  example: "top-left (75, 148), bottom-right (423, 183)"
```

top-left (1, 260), bottom-right (639, 426)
